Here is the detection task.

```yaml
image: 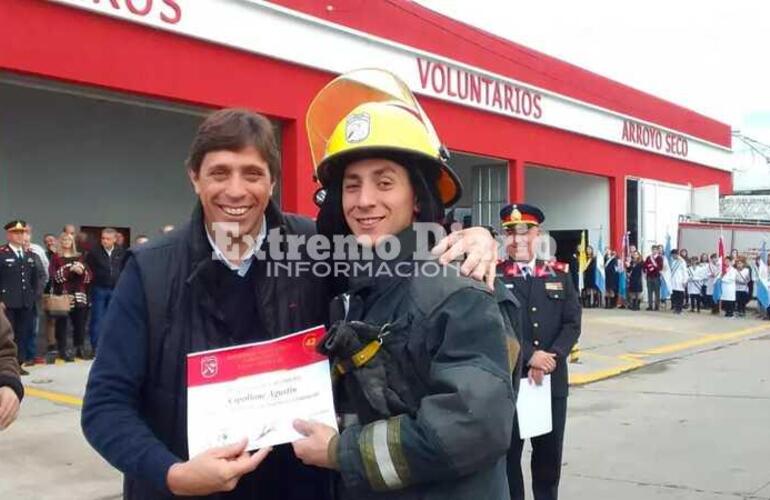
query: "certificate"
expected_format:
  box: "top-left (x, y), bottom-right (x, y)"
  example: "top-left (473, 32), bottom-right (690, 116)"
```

top-left (186, 325), bottom-right (337, 457)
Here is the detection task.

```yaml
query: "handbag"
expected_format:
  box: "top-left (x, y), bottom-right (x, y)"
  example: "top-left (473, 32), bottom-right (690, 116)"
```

top-left (43, 294), bottom-right (74, 317)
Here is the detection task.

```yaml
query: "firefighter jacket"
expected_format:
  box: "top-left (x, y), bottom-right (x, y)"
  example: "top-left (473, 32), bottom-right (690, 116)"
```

top-left (329, 229), bottom-right (516, 500)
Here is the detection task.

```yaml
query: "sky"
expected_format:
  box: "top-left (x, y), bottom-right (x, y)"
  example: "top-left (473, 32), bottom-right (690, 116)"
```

top-left (415, 0), bottom-right (770, 188)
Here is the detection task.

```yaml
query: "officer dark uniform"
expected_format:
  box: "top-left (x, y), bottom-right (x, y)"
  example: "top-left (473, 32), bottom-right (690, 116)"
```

top-left (497, 204), bottom-right (581, 500)
top-left (0, 220), bottom-right (39, 367)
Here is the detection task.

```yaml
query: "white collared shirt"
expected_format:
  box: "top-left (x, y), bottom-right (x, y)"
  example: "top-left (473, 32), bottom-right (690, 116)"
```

top-left (206, 215), bottom-right (267, 278)
top-left (518, 257), bottom-right (537, 278)
top-left (8, 243), bottom-right (23, 259)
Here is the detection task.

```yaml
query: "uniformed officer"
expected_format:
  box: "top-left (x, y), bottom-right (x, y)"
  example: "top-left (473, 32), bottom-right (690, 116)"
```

top-left (497, 203), bottom-right (581, 500)
top-left (0, 220), bottom-right (39, 373)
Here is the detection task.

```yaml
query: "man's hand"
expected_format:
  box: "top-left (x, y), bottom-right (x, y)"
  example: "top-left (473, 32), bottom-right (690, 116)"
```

top-left (432, 227), bottom-right (499, 289)
top-left (0, 387), bottom-right (20, 430)
top-left (292, 419), bottom-right (339, 469)
top-left (0, 302), bottom-right (5, 312)
top-left (528, 350), bottom-right (557, 373)
top-left (166, 439), bottom-right (271, 496)
top-left (527, 367), bottom-right (546, 386)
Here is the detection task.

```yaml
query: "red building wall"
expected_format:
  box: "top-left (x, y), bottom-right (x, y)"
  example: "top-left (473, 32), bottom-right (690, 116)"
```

top-left (0, 0), bottom-right (732, 246)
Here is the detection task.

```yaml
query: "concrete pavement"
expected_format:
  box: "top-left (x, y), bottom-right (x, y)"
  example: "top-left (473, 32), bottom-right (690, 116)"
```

top-left (1, 307), bottom-right (769, 499)
top-left (570, 307), bottom-right (770, 385)
top-left (559, 331), bottom-right (770, 499)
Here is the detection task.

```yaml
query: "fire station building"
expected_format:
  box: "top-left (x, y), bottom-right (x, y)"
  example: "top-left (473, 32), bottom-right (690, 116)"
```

top-left (0, 0), bottom-right (732, 258)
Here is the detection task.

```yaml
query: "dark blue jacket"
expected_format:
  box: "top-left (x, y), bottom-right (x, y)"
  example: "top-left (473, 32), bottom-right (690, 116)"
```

top-left (81, 202), bottom-right (331, 500)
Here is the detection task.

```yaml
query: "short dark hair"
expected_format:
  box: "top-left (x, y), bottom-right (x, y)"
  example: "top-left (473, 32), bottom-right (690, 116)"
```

top-left (186, 108), bottom-right (280, 182)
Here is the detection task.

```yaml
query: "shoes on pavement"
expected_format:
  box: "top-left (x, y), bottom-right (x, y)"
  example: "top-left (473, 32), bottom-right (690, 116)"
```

top-left (76, 347), bottom-right (94, 360)
top-left (45, 350), bottom-right (58, 365)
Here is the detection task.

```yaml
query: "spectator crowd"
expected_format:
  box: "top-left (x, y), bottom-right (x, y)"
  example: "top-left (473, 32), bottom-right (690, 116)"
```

top-left (0, 221), bottom-right (169, 374)
top-left (574, 241), bottom-right (769, 319)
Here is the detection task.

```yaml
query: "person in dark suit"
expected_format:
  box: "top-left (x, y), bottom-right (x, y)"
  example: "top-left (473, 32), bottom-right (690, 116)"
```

top-left (85, 227), bottom-right (125, 352)
top-left (497, 203), bottom-right (582, 500)
top-left (0, 220), bottom-right (40, 374)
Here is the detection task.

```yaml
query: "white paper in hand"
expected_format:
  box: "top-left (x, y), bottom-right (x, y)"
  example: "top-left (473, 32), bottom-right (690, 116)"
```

top-left (516, 374), bottom-right (552, 439)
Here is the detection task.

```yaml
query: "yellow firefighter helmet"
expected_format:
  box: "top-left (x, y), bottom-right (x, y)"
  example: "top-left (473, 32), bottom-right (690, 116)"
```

top-left (306, 68), bottom-right (461, 206)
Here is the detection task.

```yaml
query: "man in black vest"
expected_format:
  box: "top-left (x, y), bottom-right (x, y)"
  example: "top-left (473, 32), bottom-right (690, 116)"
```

top-left (497, 203), bottom-right (581, 500)
top-left (85, 227), bottom-right (125, 352)
top-left (82, 108), bottom-right (500, 500)
top-left (0, 220), bottom-right (39, 374)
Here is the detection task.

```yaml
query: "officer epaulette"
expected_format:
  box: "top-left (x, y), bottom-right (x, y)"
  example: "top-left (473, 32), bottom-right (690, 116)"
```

top-left (551, 261), bottom-right (569, 273)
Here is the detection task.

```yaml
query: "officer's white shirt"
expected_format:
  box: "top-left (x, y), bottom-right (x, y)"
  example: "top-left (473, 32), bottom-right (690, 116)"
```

top-left (7, 243), bottom-right (24, 259)
top-left (517, 257), bottom-right (537, 279)
top-left (206, 215), bottom-right (267, 278)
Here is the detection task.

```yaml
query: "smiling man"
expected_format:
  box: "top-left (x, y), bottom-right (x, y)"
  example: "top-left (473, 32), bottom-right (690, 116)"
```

top-left (82, 108), bottom-right (499, 500)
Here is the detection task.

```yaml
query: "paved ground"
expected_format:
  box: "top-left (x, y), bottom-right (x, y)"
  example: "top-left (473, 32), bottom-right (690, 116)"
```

top-left (560, 332), bottom-right (770, 499)
top-left (1, 307), bottom-right (768, 499)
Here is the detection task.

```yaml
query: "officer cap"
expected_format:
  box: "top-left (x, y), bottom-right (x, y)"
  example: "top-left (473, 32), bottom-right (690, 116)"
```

top-left (499, 203), bottom-right (545, 228)
top-left (4, 219), bottom-right (28, 232)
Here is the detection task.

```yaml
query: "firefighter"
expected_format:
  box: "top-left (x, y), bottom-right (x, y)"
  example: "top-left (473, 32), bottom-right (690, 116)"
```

top-left (292, 69), bottom-right (519, 500)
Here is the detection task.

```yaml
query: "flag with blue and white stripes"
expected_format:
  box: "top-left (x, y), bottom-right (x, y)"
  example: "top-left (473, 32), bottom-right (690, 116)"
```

top-left (712, 234), bottom-right (726, 302)
top-left (757, 240), bottom-right (769, 310)
top-left (617, 232), bottom-right (629, 298)
top-left (595, 232), bottom-right (606, 294)
top-left (660, 233), bottom-right (672, 301)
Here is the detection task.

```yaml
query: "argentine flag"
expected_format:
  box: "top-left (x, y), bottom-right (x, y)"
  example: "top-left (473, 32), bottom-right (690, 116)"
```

top-left (757, 241), bottom-right (770, 310)
top-left (617, 232), bottom-right (629, 298)
top-left (660, 233), bottom-right (672, 301)
top-left (595, 232), bottom-right (606, 294)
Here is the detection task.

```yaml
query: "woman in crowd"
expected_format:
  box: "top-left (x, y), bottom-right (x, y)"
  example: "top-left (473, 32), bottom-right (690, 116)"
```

top-left (604, 248), bottom-right (619, 308)
top-left (735, 258), bottom-right (750, 317)
top-left (669, 249), bottom-right (688, 314)
top-left (583, 245), bottom-right (599, 308)
top-left (720, 256), bottom-right (738, 317)
top-left (50, 232), bottom-right (93, 361)
top-left (686, 256), bottom-right (706, 312)
top-left (679, 248), bottom-right (690, 304)
top-left (698, 253), bottom-right (710, 310)
top-left (706, 253), bottom-right (721, 314)
top-left (626, 251), bottom-right (644, 310)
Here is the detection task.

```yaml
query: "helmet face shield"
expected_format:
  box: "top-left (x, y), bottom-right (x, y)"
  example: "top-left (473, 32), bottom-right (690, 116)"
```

top-left (306, 68), bottom-right (461, 207)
